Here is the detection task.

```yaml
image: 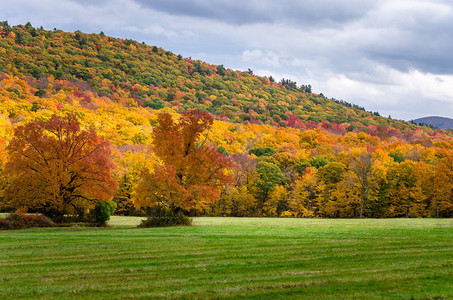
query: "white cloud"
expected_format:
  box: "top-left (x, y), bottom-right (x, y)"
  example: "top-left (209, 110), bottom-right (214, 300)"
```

top-left (241, 50), bottom-right (281, 68)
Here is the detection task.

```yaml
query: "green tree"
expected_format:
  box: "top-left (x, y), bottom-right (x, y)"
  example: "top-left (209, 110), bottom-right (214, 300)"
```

top-left (317, 162), bottom-right (346, 184)
top-left (254, 161), bottom-right (286, 212)
top-left (216, 64), bottom-right (226, 76)
top-left (248, 146), bottom-right (276, 157)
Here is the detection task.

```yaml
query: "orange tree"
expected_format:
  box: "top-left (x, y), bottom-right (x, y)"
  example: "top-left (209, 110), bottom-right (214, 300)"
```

top-left (134, 110), bottom-right (233, 214)
top-left (0, 138), bottom-right (6, 208)
top-left (3, 114), bottom-right (117, 220)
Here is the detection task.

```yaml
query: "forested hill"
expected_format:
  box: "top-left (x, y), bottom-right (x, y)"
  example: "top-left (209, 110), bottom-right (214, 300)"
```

top-left (0, 22), bottom-right (421, 130)
top-left (2, 22), bottom-right (453, 219)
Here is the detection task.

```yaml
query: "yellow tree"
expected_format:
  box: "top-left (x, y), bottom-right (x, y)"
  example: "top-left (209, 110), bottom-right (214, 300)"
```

top-left (327, 175), bottom-right (362, 217)
top-left (385, 161), bottom-right (417, 217)
top-left (264, 185), bottom-right (288, 216)
top-left (349, 150), bottom-right (375, 218)
top-left (434, 153), bottom-right (453, 217)
top-left (217, 185), bottom-right (257, 217)
top-left (112, 145), bottom-right (149, 215)
top-left (288, 169), bottom-right (320, 217)
top-left (0, 138), bottom-right (6, 207)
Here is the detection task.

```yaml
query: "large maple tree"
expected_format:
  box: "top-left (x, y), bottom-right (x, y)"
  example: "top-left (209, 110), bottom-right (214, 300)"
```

top-left (3, 114), bottom-right (117, 219)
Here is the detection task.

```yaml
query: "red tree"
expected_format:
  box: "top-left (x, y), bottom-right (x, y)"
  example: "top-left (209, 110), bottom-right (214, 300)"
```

top-left (3, 114), bottom-right (117, 219)
top-left (135, 110), bottom-right (233, 212)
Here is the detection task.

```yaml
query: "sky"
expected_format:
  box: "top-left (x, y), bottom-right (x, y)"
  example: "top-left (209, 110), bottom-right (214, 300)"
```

top-left (3, 0), bottom-right (453, 120)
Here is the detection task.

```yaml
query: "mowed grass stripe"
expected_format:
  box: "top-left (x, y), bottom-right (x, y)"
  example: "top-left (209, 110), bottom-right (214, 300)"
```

top-left (1, 218), bottom-right (452, 299)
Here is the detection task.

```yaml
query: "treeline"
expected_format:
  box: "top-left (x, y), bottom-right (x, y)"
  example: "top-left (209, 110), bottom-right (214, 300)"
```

top-left (209, 150), bottom-right (453, 218)
top-left (2, 109), bottom-right (453, 221)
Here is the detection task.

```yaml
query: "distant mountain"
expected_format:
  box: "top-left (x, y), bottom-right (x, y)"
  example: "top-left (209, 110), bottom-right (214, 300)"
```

top-left (413, 116), bottom-right (453, 130)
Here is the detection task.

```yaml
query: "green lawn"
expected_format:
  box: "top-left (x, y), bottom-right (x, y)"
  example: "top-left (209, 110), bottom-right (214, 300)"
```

top-left (1, 217), bottom-right (452, 299)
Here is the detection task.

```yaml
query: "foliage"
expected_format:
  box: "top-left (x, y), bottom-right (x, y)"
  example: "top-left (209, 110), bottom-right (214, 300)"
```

top-left (0, 23), bottom-right (429, 130)
top-left (254, 161), bottom-right (287, 211)
top-left (1, 24), bottom-right (453, 218)
top-left (0, 212), bottom-right (54, 229)
top-left (90, 200), bottom-right (117, 226)
top-left (134, 110), bottom-right (233, 213)
top-left (137, 206), bottom-right (192, 227)
top-left (249, 146), bottom-right (276, 157)
top-left (3, 114), bottom-right (117, 220)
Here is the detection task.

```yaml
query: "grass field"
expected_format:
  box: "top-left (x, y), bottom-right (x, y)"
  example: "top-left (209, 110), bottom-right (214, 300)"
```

top-left (1, 217), bottom-right (452, 299)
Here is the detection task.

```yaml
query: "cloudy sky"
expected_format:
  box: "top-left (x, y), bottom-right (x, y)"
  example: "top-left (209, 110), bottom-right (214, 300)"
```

top-left (3, 0), bottom-right (453, 120)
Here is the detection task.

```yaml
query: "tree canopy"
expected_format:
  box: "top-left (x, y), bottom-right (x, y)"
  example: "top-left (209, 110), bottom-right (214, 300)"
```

top-left (3, 114), bottom-right (117, 219)
top-left (134, 110), bottom-right (233, 212)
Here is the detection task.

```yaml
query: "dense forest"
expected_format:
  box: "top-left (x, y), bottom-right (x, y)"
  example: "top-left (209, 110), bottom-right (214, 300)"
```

top-left (1, 22), bottom-right (453, 219)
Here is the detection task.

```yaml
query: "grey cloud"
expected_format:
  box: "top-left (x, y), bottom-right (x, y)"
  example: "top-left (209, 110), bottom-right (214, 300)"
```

top-left (133, 0), bottom-right (376, 26)
top-left (356, 1), bottom-right (453, 74)
top-left (4, 0), bottom-right (453, 119)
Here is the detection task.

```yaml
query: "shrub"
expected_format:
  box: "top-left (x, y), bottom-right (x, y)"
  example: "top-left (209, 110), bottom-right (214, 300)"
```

top-left (6, 212), bottom-right (25, 229)
top-left (0, 218), bottom-right (12, 229)
top-left (138, 207), bottom-right (192, 228)
top-left (90, 200), bottom-right (117, 226)
top-left (23, 214), bottom-right (55, 228)
top-left (0, 212), bottom-right (54, 229)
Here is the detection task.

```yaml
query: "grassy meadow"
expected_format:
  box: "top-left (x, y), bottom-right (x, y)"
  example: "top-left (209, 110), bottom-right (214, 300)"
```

top-left (1, 217), bottom-right (452, 299)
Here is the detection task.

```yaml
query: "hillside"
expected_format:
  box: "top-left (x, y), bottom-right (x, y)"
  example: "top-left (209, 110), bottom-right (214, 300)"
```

top-left (0, 21), bottom-right (421, 130)
top-left (1, 22), bottom-right (453, 218)
top-left (414, 116), bottom-right (453, 130)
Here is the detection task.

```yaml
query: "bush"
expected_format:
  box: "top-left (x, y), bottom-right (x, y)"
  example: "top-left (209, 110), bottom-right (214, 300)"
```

top-left (0, 218), bottom-right (12, 229)
top-left (90, 200), bottom-right (117, 226)
top-left (0, 212), bottom-right (54, 229)
top-left (6, 212), bottom-right (25, 229)
top-left (138, 207), bottom-right (192, 228)
top-left (23, 214), bottom-right (56, 228)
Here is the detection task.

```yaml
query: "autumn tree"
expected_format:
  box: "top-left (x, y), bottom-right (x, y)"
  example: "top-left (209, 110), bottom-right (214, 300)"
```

top-left (288, 168), bottom-right (319, 217)
top-left (434, 153), bottom-right (453, 217)
top-left (0, 139), bottom-right (6, 208)
top-left (230, 153), bottom-right (256, 186)
top-left (349, 151), bottom-right (375, 218)
top-left (217, 185), bottom-right (257, 217)
top-left (3, 114), bottom-right (117, 220)
top-left (134, 110), bottom-right (233, 213)
top-left (327, 176), bottom-right (362, 217)
top-left (317, 162), bottom-right (346, 185)
top-left (265, 185), bottom-right (289, 216)
top-left (112, 145), bottom-right (148, 216)
top-left (385, 161), bottom-right (418, 217)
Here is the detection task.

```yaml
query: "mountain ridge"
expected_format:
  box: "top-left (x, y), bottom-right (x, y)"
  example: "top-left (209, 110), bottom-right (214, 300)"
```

top-left (413, 116), bottom-right (453, 130)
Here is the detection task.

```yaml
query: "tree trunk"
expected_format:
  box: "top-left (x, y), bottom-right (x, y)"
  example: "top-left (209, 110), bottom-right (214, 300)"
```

top-left (435, 196), bottom-right (439, 217)
top-left (360, 187), bottom-right (365, 218)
